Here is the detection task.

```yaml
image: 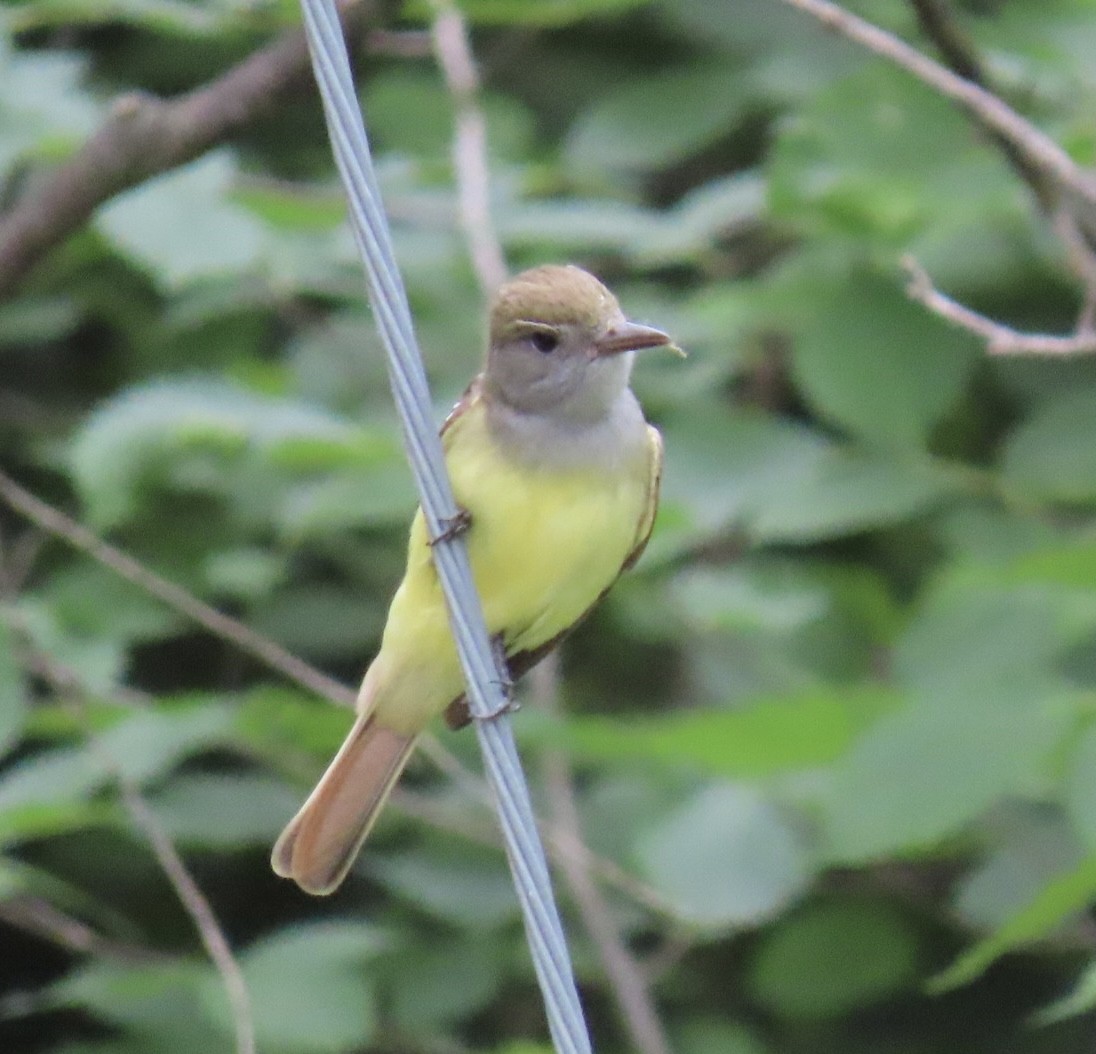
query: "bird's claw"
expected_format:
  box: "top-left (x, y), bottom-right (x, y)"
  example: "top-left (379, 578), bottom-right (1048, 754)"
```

top-left (442, 635), bottom-right (516, 729)
top-left (429, 507), bottom-right (472, 546)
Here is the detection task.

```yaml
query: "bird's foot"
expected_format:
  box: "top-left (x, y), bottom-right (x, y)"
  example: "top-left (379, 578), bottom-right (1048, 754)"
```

top-left (429, 506), bottom-right (472, 546)
top-left (442, 635), bottom-right (517, 730)
top-left (481, 634), bottom-right (519, 719)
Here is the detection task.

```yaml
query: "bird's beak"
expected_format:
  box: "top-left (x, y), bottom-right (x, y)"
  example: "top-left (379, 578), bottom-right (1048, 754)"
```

top-left (594, 320), bottom-right (675, 357)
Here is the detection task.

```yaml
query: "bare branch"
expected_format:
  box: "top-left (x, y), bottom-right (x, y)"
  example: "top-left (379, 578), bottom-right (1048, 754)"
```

top-left (906, 0), bottom-right (1050, 204)
top-left (83, 730), bottom-right (255, 1054)
top-left (429, 0), bottom-right (509, 297)
top-left (0, 0), bottom-right (383, 298)
top-left (1053, 207), bottom-right (1096, 307)
top-left (903, 256), bottom-right (1096, 356)
top-left (907, 0), bottom-right (983, 83)
top-left (774, 0), bottom-right (1096, 209)
top-left (0, 896), bottom-right (165, 964)
top-left (534, 657), bottom-right (674, 1054)
top-left (0, 469), bottom-right (356, 707)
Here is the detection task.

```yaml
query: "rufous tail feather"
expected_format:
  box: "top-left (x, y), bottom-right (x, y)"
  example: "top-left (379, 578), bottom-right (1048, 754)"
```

top-left (271, 713), bottom-right (417, 895)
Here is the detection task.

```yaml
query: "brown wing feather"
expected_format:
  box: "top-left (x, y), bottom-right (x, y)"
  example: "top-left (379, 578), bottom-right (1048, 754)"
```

top-left (443, 424), bottom-right (664, 730)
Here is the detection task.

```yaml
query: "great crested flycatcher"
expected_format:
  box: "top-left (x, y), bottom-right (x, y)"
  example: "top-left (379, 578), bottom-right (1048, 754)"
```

top-left (272, 264), bottom-right (673, 894)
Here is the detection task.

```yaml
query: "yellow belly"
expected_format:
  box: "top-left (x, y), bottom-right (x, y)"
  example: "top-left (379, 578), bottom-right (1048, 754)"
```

top-left (366, 400), bottom-right (650, 733)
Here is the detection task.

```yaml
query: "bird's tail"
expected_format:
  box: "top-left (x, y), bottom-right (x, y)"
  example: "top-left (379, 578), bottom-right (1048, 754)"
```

top-left (271, 712), bottom-right (418, 895)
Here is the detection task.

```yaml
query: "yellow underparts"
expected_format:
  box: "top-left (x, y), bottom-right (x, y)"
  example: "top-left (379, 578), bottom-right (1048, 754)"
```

top-left (363, 397), bottom-right (651, 735)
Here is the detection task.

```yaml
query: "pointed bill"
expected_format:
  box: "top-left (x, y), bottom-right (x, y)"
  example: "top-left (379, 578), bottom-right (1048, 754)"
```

top-left (594, 320), bottom-right (674, 356)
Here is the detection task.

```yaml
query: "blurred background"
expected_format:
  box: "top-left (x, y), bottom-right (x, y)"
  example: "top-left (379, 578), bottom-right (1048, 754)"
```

top-left (3, 0), bottom-right (1096, 1051)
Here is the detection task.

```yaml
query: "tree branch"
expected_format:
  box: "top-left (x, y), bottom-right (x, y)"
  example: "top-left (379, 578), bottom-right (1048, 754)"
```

top-left (903, 255), bottom-right (1096, 355)
top-left (0, 469), bottom-right (356, 706)
top-left (535, 659), bottom-right (674, 1054)
top-left (429, 0), bottom-right (508, 298)
top-left (0, 896), bottom-right (165, 964)
top-left (774, 0), bottom-right (1096, 209)
top-left (71, 710), bottom-right (256, 1054)
top-left (0, 0), bottom-right (384, 298)
top-left (782, 0), bottom-right (1096, 356)
top-left (905, 0), bottom-right (1051, 206)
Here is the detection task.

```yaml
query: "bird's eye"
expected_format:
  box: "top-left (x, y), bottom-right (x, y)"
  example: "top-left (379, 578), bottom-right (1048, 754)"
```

top-left (529, 329), bottom-right (559, 354)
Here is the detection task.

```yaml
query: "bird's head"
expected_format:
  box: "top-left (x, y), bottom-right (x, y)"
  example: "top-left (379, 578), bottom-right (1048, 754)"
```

top-left (484, 265), bottom-right (672, 422)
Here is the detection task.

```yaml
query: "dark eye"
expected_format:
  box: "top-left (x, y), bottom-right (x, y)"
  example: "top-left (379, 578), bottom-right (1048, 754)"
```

top-left (529, 329), bottom-right (559, 354)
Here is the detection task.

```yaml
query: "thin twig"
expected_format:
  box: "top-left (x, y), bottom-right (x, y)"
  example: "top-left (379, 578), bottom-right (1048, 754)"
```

top-left (1053, 207), bottom-right (1096, 310)
top-left (775, 0), bottom-right (1096, 208)
top-left (0, 897), bottom-right (165, 964)
top-left (906, 0), bottom-right (1096, 302)
top-left (105, 753), bottom-right (255, 1054)
top-left (429, 0), bottom-right (509, 297)
top-left (0, 0), bottom-right (382, 297)
top-left (534, 658), bottom-right (674, 1054)
top-left (0, 469), bottom-right (356, 707)
top-left (903, 255), bottom-right (1096, 355)
top-left (906, 0), bottom-right (1049, 203)
top-left (907, 0), bottom-right (983, 82)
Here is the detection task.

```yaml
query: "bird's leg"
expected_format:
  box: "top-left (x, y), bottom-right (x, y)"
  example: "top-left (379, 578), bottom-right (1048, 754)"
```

top-left (442, 635), bottom-right (518, 730)
top-left (479, 634), bottom-right (520, 720)
top-left (429, 506), bottom-right (472, 546)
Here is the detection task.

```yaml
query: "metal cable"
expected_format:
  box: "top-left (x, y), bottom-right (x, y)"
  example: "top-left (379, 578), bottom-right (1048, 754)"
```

top-left (296, 3), bottom-right (594, 1051)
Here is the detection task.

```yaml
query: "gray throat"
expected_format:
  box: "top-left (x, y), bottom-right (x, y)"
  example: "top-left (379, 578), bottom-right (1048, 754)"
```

top-left (484, 388), bottom-right (648, 475)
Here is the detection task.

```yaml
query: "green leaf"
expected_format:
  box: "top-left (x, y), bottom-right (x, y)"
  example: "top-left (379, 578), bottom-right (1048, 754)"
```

top-left (894, 575), bottom-right (1096, 709)
top-left (498, 197), bottom-right (664, 254)
top-left (931, 856), bottom-right (1096, 991)
top-left (0, 619), bottom-right (28, 756)
top-left (50, 961), bottom-right (224, 1054)
top-left (1033, 957), bottom-right (1096, 1024)
top-left (629, 173), bottom-right (766, 266)
top-left (369, 848), bottom-right (520, 927)
top-left (70, 376), bottom-right (380, 527)
top-left (148, 772), bottom-right (300, 848)
top-left (410, 0), bottom-right (649, 25)
top-left (636, 783), bottom-right (813, 929)
top-left (563, 687), bottom-right (893, 778)
top-left (1066, 726), bottom-right (1096, 852)
top-left (248, 583), bottom-right (385, 660)
top-left (823, 698), bottom-right (1076, 864)
top-left (769, 62), bottom-right (1016, 240)
top-left (97, 153), bottom-right (268, 287)
top-left (748, 899), bottom-right (920, 1018)
top-left (747, 447), bottom-right (956, 543)
top-left (206, 923), bottom-right (384, 1053)
top-left (782, 264), bottom-right (978, 450)
top-left (663, 406), bottom-right (955, 542)
top-left (661, 406), bottom-right (829, 533)
top-left (953, 808), bottom-right (1085, 932)
top-left (0, 294), bottom-right (82, 345)
top-left (0, 701), bottom-right (232, 842)
top-left (386, 933), bottom-right (505, 1030)
top-left (1002, 389), bottom-right (1096, 503)
top-left (16, 598), bottom-right (127, 695)
top-left (673, 563), bottom-right (830, 634)
top-left (567, 66), bottom-right (747, 174)
top-left (234, 688), bottom-right (352, 761)
top-left (0, 40), bottom-right (99, 170)
top-left (676, 1018), bottom-right (769, 1054)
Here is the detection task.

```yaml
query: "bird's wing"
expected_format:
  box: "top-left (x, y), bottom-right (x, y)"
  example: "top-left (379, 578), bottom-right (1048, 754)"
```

top-left (443, 423), bottom-right (663, 730)
top-left (622, 424), bottom-right (663, 571)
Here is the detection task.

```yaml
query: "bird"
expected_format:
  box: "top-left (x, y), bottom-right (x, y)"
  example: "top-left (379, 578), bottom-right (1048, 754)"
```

top-left (272, 264), bottom-right (674, 895)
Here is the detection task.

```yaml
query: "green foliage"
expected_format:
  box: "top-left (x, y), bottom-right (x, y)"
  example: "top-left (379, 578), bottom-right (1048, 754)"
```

top-left (5, 1), bottom-right (1096, 1053)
